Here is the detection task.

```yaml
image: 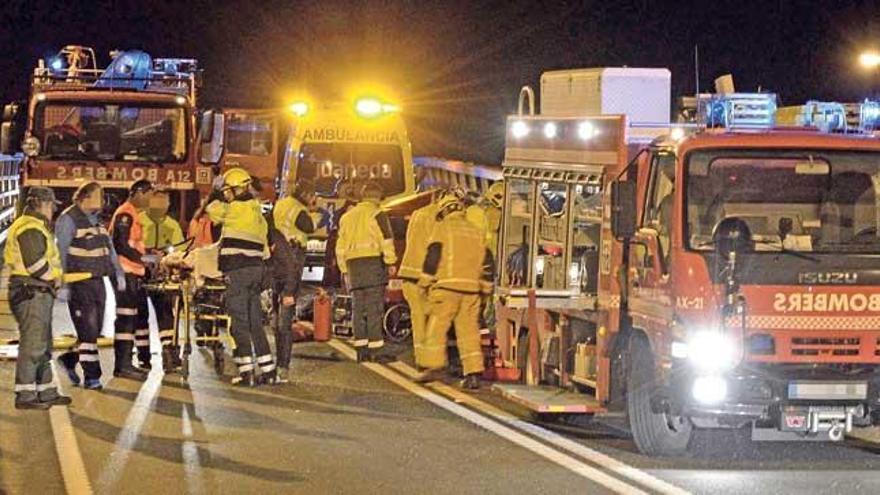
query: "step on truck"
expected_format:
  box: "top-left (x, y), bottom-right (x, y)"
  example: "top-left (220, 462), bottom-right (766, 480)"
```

top-left (492, 67), bottom-right (880, 455)
top-left (0, 45), bottom-right (224, 220)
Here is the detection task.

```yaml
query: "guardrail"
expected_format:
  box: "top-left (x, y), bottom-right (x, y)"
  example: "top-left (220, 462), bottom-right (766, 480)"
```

top-left (0, 154), bottom-right (22, 245)
top-left (414, 156), bottom-right (502, 194)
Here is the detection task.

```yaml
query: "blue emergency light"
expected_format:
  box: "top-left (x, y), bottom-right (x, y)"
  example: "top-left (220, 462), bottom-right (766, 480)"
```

top-left (859, 99), bottom-right (880, 130)
top-left (700, 93), bottom-right (777, 129)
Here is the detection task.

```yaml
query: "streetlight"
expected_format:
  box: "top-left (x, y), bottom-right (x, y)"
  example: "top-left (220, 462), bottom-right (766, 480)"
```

top-left (860, 51), bottom-right (880, 69)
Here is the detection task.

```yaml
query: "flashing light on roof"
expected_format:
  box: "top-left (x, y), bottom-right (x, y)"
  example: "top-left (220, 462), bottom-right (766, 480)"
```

top-left (670, 127), bottom-right (685, 141)
top-left (354, 97), bottom-right (399, 118)
top-left (543, 122), bottom-right (558, 139)
top-left (860, 51), bottom-right (880, 69)
top-left (49, 56), bottom-right (65, 71)
top-left (289, 101), bottom-right (309, 117)
top-left (700, 93), bottom-right (777, 129)
top-left (577, 121), bottom-right (595, 140)
top-left (175, 95), bottom-right (187, 105)
top-left (860, 99), bottom-right (880, 130)
top-left (511, 120), bottom-right (530, 139)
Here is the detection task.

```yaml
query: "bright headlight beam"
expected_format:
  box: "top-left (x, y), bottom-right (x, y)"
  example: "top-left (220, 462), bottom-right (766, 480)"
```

top-left (687, 330), bottom-right (739, 371)
top-left (511, 120), bottom-right (530, 139)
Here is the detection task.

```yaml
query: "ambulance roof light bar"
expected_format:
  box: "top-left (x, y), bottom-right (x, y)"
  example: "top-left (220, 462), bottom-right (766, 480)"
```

top-left (780, 99), bottom-right (880, 133)
top-left (699, 93), bottom-right (777, 129)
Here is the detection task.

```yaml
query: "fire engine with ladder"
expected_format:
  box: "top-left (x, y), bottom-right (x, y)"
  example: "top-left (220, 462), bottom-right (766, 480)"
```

top-left (490, 67), bottom-right (880, 455)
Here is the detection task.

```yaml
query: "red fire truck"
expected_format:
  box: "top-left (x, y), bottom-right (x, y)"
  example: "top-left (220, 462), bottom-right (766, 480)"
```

top-left (492, 67), bottom-right (880, 455)
top-left (0, 45), bottom-right (222, 218)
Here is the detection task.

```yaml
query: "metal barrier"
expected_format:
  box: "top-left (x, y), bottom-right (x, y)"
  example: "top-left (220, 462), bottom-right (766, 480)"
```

top-left (0, 154), bottom-right (22, 245)
top-left (414, 156), bottom-right (503, 195)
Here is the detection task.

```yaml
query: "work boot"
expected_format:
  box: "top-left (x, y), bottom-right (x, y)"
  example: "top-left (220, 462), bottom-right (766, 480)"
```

top-left (232, 371), bottom-right (255, 387)
top-left (113, 367), bottom-right (148, 381)
top-left (41, 395), bottom-right (72, 407)
top-left (414, 368), bottom-right (446, 384)
top-left (14, 397), bottom-right (51, 410)
top-left (257, 370), bottom-right (278, 386)
top-left (356, 347), bottom-right (369, 363)
top-left (368, 351), bottom-right (396, 365)
top-left (162, 347), bottom-right (178, 373)
top-left (172, 346), bottom-right (183, 368)
top-left (84, 378), bottom-right (103, 391)
top-left (276, 367), bottom-right (290, 384)
top-left (57, 352), bottom-right (81, 386)
top-left (460, 373), bottom-right (481, 390)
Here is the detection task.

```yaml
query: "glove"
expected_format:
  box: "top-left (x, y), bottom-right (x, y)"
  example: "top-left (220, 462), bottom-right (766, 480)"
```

top-left (57, 286), bottom-right (70, 303)
top-left (115, 273), bottom-right (127, 293)
top-left (207, 188), bottom-right (225, 203)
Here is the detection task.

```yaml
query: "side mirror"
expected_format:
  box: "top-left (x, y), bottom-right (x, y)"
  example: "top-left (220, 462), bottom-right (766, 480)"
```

top-left (199, 111), bottom-right (225, 165)
top-left (611, 181), bottom-right (637, 239)
top-left (1, 103), bottom-right (23, 155)
top-left (0, 122), bottom-right (14, 154)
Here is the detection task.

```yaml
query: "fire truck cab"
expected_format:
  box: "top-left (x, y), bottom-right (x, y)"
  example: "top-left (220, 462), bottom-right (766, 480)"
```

top-left (493, 68), bottom-right (880, 456)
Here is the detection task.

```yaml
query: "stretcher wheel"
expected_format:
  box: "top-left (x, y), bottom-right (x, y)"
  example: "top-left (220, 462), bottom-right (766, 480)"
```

top-left (383, 302), bottom-right (412, 343)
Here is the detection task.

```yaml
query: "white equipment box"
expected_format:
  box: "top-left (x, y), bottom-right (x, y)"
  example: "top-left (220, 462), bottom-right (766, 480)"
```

top-left (540, 67), bottom-right (671, 125)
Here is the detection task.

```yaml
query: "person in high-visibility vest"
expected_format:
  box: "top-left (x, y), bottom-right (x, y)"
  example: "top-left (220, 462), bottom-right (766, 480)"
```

top-left (418, 194), bottom-right (495, 389)
top-left (206, 168), bottom-right (275, 386)
top-left (4, 187), bottom-right (71, 409)
top-left (270, 179), bottom-right (316, 381)
top-left (55, 182), bottom-right (126, 390)
top-left (189, 196), bottom-right (219, 248)
top-left (141, 188), bottom-right (185, 372)
top-left (323, 179), bottom-right (357, 288)
top-left (465, 181), bottom-right (503, 258)
top-left (336, 181), bottom-right (397, 362)
top-left (109, 179), bottom-right (154, 380)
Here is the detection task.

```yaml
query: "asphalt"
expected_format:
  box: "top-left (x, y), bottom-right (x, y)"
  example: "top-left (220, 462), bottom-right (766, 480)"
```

top-left (2, 335), bottom-right (880, 494)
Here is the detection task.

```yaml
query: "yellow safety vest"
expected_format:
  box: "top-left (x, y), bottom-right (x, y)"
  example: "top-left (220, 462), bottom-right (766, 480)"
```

top-left (423, 211), bottom-right (488, 293)
top-left (140, 213), bottom-right (185, 250)
top-left (466, 204), bottom-right (500, 257)
top-left (4, 214), bottom-right (62, 284)
top-left (273, 195), bottom-right (310, 246)
top-left (399, 202), bottom-right (438, 280)
top-left (336, 200), bottom-right (396, 274)
top-left (206, 197), bottom-right (269, 271)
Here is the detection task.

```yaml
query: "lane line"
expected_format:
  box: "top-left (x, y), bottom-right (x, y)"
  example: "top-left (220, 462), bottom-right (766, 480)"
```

top-left (49, 362), bottom-right (94, 495)
top-left (388, 359), bottom-right (688, 495)
top-left (326, 340), bottom-right (646, 494)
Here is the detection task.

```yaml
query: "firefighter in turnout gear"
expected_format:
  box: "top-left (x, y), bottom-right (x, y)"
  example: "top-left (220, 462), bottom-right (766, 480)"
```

top-left (206, 168), bottom-right (276, 386)
top-left (109, 179), bottom-right (154, 380)
top-left (55, 182), bottom-right (126, 390)
top-left (270, 179), bottom-right (316, 381)
top-left (5, 187), bottom-right (71, 409)
top-left (465, 181), bottom-right (503, 258)
top-left (141, 189), bottom-right (185, 372)
top-left (419, 194), bottom-right (494, 389)
top-left (336, 181), bottom-right (397, 363)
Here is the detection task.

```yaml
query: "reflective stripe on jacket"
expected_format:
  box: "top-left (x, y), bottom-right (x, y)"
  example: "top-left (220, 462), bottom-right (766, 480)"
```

top-left (4, 214), bottom-right (62, 284)
top-left (206, 197), bottom-right (268, 272)
top-left (61, 205), bottom-right (114, 279)
top-left (398, 202), bottom-right (438, 281)
top-left (420, 211), bottom-right (490, 294)
top-left (273, 196), bottom-right (310, 246)
top-left (109, 201), bottom-right (146, 276)
top-left (141, 213), bottom-right (184, 250)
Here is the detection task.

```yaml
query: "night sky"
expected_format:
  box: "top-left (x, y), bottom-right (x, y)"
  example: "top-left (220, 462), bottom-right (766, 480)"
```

top-left (2, 0), bottom-right (880, 163)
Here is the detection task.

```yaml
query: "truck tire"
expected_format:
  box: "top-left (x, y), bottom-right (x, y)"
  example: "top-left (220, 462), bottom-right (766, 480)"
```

top-left (626, 333), bottom-right (692, 456)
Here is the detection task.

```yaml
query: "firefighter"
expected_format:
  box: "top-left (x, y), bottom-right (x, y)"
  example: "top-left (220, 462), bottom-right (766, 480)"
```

top-left (465, 181), bottom-right (504, 258)
top-left (109, 179), bottom-right (154, 380)
top-left (271, 179), bottom-right (316, 380)
top-left (324, 180), bottom-right (357, 288)
top-left (206, 168), bottom-right (276, 386)
top-left (336, 181), bottom-right (397, 363)
top-left (55, 182), bottom-right (125, 390)
top-left (5, 187), bottom-right (71, 409)
top-left (419, 194), bottom-right (494, 389)
top-left (141, 189), bottom-right (185, 372)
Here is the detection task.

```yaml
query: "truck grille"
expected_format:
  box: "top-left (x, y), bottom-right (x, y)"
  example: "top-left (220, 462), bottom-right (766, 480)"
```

top-left (790, 337), bottom-right (860, 357)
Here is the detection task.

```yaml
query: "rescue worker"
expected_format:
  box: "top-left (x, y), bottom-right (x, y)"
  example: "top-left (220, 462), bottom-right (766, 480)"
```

top-left (141, 189), bottom-right (185, 371)
top-left (205, 168), bottom-right (276, 386)
top-left (465, 181), bottom-right (504, 258)
top-left (109, 179), bottom-right (154, 380)
top-left (5, 187), bottom-right (71, 409)
top-left (189, 196), bottom-right (219, 248)
top-left (418, 194), bottom-right (494, 389)
top-left (55, 182), bottom-right (126, 390)
top-left (336, 181), bottom-right (397, 362)
top-left (323, 180), bottom-right (357, 288)
top-left (271, 179), bottom-right (316, 380)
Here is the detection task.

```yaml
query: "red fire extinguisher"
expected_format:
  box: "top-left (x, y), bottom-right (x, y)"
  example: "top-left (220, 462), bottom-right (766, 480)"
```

top-left (313, 289), bottom-right (331, 342)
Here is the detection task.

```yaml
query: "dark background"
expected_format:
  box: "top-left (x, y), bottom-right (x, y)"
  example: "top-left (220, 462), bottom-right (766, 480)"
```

top-left (2, 0), bottom-right (880, 163)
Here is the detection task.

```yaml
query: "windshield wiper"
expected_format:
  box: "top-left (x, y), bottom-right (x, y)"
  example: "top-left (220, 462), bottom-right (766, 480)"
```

top-left (753, 239), bottom-right (820, 263)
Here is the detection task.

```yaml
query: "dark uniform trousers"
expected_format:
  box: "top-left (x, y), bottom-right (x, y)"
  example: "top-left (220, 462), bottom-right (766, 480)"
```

top-left (151, 291), bottom-right (176, 348)
top-left (273, 244), bottom-right (305, 370)
top-left (68, 278), bottom-right (106, 380)
top-left (115, 273), bottom-right (150, 370)
top-left (11, 280), bottom-right (61, 402)
top-left (226, 265), bottom-right (275, 374)
top-left (348, 256), bottom-right (387, 351)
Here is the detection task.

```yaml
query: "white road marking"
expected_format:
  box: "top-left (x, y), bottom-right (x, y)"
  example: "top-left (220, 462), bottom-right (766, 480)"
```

top-left (181, 404), bottom-right (203, 494)
top-left (326, 340), bottom-right (648, 494)
top-left (49, 362), bottom-right (94, 495)
top-left (96, 370), bottom-right (163, 490)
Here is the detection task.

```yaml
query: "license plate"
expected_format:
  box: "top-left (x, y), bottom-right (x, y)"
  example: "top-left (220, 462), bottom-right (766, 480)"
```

top-left (787, 381), bottom-right (867, 400)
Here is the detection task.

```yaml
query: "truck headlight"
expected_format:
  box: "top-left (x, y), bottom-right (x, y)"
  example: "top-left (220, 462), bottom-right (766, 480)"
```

top-left (672, 329), bottom-right (740, 371)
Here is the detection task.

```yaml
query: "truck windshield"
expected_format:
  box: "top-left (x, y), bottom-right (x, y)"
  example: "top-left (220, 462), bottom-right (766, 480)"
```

top-left (686, 150), bottom-right (880, 254)
top-left (33, 103), bottom-right (187, 163)
top-left (296, 142), bottom-right (405, 197)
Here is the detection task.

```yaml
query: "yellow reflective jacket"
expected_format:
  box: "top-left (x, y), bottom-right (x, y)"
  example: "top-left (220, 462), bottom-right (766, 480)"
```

top-left (206, 196), bottom-right (268, 271)
top-left (273, 195), bottom-right (311, 246)
top-left (466, 204), bottom-right (501, 257)
top-left (4, 213), bottom-right (62, 284)
top-left (140, 213), bottom-right (185, 250)
top-left (336, 199), bottom-right (397, 274)
top-left (398, 202), bottom-right (438, 281)
top-left (420, 211), bottom-right (492, 294)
